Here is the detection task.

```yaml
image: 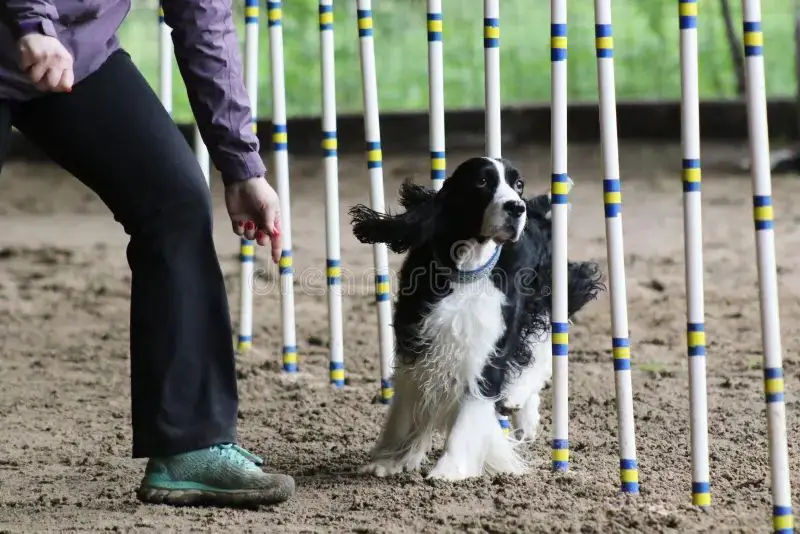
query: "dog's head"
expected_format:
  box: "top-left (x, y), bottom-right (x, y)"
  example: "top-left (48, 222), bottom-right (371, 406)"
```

top-left (349, 157), bottom-right (527, 254)
top-left (438, 157), bottom-right (527, 245)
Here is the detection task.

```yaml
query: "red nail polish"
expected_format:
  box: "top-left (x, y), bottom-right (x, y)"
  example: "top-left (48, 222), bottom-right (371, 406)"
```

top-left (238, 220), bottom-right (244, 228)
top-left (245, 221), bottom-right (255, 230)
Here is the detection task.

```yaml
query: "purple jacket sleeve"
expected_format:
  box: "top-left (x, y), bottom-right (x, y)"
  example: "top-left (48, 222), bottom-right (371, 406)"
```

top-left (1, 0), bottom-right (60, 39)
top-left (162, 0), bottom-right (265, 185)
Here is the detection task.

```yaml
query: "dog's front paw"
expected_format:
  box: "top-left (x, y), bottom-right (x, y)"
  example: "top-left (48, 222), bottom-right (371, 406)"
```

top-left (511, 395), bottom-right (542, 442)
top-left (425, 454), bottom-right (478, 481)
top-left (360, 453), bottom-right (426, 477)
top-left (359, 460), bottom-right (405, 478)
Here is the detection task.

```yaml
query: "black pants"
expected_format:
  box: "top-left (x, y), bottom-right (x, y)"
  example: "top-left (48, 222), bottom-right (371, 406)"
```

top-left (0, 49), bottom-right (238, 458)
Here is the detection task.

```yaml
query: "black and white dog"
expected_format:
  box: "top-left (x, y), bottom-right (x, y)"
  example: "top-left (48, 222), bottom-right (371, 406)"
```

top-left (349, 157), bottom-right (602, 481)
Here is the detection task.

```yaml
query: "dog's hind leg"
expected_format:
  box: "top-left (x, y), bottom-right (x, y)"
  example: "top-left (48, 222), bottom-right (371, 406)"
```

top-left (360, 367), bottom-right (433, 477)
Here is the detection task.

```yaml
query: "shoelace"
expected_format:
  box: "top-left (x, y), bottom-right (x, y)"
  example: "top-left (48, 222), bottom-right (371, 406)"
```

top-left (211, 443), bottom-right (264, 467)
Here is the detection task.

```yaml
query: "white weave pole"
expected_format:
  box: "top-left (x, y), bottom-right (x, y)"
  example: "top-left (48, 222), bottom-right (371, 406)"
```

top-left (483, 0), bottom-right (501, 159)
top-left (267, 1), bottom-right (298, 374)
top-left (158, 3), bottom-right (172, 116)
top-left (319, 0), bottom-right (346, 388)
top-left (677, 0), bottom-right (711, 509)
top-left (427, 0), bottom-right (446, 191)
top-left (482, 0), bottom-right (510, 435)
top-left (237, 0), bottom-right (259, 353)
top-left (741, 1), bottom-right (794, 532)
top-left (355, 0), bottom-right (395, 404)
top-left (194, 126), bottom-right (210, 186)
top-left (593, 0), bottom-right (639, 495)
top-left (549, 0), bottom-right (570, 473)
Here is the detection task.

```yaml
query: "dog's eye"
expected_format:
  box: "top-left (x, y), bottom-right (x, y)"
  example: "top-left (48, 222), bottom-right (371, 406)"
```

top-left (477, 175), bottom-right (488, 187)
top-left (514, 179), bottom-right (524, 192)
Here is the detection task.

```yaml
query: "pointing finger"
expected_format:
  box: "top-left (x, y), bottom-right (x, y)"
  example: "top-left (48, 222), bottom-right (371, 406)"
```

top-left (270, 217), bottom-right (282, 264)
top-left (272, 216), bottom-right (282, 239)
top-left (271, 238), bottom-right (281, 265)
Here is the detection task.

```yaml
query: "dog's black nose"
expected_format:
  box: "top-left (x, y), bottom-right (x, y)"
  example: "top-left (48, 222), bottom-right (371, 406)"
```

top-left (503, 200), bottom-right (525, 218)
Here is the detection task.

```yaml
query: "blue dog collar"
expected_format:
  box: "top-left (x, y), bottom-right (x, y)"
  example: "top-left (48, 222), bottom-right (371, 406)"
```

top-left (451, 244), bottom-right (502, 284)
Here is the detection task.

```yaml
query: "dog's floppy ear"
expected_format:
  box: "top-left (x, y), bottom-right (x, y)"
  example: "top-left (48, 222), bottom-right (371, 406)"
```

top-left (398, 180), bottom-right (436, 210)
top-left (349, 180), bottom-right (439, 254)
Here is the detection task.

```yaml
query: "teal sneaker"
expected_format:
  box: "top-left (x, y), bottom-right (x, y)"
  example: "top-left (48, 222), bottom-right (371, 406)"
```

top-left (136, 443), bottom-right (295, 508)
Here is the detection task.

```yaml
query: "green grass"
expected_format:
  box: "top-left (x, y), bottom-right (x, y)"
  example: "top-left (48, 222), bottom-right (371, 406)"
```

top-left (119, 0), bottom-right (796, 123)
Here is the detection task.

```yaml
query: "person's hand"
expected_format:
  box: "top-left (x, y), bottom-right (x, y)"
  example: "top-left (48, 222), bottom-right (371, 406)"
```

top-left (225, 176), bottom-right (282, 263)
top-left (18, 33), bottom-right (74, 92)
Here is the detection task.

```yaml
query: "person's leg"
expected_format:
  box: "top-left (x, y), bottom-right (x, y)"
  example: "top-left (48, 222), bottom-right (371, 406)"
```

top-left (0, 102), bottom-right (13, 173)
top-left (13, 49), bottom-right (235, 458)
top-left (10, 49), bottom-right (293, 506)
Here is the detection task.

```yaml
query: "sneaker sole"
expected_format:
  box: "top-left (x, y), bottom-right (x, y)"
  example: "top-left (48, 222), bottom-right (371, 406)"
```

top-left (136, 480), bottom-right (295, 508)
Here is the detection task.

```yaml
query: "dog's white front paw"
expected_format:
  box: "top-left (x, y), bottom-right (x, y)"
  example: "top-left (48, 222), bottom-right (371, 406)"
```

top-left (359, 460), bottom-right (404, 477)
top-left (402, 453), bottom-right (426, 473)
top-left (511, 395), bottom-right (542, 442)
top-left (425, 454), bottom-right (479, 481)
top-left (360, 453), bottom-right (427, 477)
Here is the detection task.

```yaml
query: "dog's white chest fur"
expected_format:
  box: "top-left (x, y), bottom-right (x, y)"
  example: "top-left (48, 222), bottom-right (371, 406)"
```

top-left (416, 277), bottom-right (506, 406)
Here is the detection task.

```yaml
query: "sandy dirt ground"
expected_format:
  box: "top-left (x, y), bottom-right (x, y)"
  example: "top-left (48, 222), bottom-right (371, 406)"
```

top-left (0, 141), bottom-right (799, 533)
